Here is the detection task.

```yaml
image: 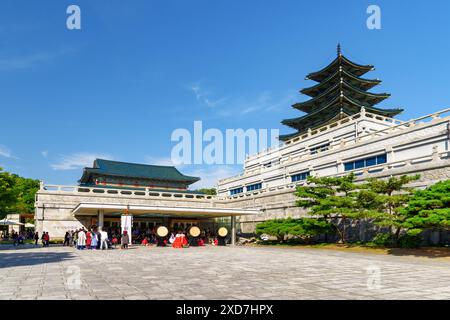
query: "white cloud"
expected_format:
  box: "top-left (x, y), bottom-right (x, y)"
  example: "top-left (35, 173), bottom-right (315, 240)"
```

top-left (189, 84), bottom-right (227, 109)
top-left (51, 153), bottom-right (113, 171)
top-left (184, 165), bottom-right (241, 189)
top-left (0, 145), bottom-right (12, 158)
top-left (188, 83), bottom-right (296, 117)
top-left (41, 150), bottom-right (48, 158)
top-left (0, 47), bottom-right (74, 70)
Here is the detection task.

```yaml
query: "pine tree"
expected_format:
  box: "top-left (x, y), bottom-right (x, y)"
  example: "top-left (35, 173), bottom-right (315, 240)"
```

top-left (358, 175), bottom-right (420, 244)
top-left (296, 173), bottom-right (376, 243)
top-left (402, 179), bottom-right (450, 234)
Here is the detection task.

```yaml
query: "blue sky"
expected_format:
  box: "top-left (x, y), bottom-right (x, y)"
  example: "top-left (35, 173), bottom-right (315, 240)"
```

top-left (0, 0), bottom-right (449, 188)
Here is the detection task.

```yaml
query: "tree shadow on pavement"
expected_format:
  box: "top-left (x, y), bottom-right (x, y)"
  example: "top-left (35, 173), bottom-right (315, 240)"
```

top-left (387, 247), bottom-right (450, 259)
top-left (0, 249), bottom-right (76, 268)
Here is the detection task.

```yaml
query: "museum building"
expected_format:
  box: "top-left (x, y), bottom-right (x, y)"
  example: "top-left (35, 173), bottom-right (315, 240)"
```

top-left (35, 47), bottom-right (450, 238)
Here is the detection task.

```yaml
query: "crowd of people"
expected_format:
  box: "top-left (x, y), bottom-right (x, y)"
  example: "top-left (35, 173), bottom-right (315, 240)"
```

top-left (62, 225), bottom-right (226, 250)
top-left (0, 230), bottom-right (50, 247)
top-left (1, 225), bottom-right (228, 249)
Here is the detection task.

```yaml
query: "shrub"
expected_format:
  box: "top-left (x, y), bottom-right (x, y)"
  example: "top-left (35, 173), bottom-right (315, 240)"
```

top-left (397, 233), bottom-right (422, 249)
top-left (372, 233), bottom-right (394, 247)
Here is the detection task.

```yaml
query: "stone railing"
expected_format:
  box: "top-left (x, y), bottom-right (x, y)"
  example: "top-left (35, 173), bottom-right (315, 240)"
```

top-left (217, 108), bottom-right (450, 185)
top-left (357, 108), bottom-right (450, 142)
top-left (38, 183), bottom-right (216, 200)
top-left (218, 150), bottom-right (450, 200)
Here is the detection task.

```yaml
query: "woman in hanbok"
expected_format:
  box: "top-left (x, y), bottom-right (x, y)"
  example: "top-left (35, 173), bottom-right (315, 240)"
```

top-left (181, 233), bottom-right (189, 247)
top-left (90, 231), bottom-right (98, 250)
top-left (86, 231), bottom-right (92, 249)
top-left (172, 231), bottom-right (183, 248)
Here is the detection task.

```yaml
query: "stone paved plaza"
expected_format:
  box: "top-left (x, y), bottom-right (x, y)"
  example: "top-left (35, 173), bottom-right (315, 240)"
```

top-left (1, 244), bottom-right (450, 300)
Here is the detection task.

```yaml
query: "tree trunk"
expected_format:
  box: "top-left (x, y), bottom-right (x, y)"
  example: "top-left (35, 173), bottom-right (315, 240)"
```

top-left (393, 227), bottom-right (401, 246)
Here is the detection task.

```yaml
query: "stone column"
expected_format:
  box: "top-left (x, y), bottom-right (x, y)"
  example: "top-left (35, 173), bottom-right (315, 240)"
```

top-left (98, 210), bottom-right (104, 230)
top-left (231, 215), bottom-right (236, 246)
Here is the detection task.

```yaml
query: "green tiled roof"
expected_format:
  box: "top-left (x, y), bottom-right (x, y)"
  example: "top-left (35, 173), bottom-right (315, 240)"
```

top-left (79, 159), bottom-right (200, 185)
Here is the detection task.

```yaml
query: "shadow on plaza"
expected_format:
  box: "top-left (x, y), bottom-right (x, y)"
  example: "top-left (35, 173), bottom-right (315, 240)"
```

top-left (386, 247), bottom-right (450, 259)
top-left (0, 246), bottom-right (76, 268)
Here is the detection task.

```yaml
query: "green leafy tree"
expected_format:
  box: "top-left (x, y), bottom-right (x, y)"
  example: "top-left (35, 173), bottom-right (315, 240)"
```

top-left (296, 173), bottom-right (376, 243)
top-left (360, 175), bottom-right (420, 244)
top-left (0, 168), bottom-right (39, 219)
top-left (256, 218), bottom-right (294, 242)
top-left (0, 167), bottom-right (17, 218)
top-left (288, 218), bottom-right (335, 243)
top-left (402, 179), bottom-right (450, 233)
top-left (11, 175), bottom-right (40, 214)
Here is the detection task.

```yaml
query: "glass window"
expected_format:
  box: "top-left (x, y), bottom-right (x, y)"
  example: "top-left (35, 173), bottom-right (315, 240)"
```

top-left (344, 162), bottom-right (354, 171)
top-left (355, 159), bottom-right (365, 169)
top-left (247, 183), bottom-right (262, 191)
top-left (366, 157), bottom-right (376, 167)
top-left (377, 154), bottom-right (387, 164)
top-left (230, 187), bottom-right (243, 195)
top-left (291, 172), bottom-right (310, 182)
top-left (344, 154), bottom-right (387, 172)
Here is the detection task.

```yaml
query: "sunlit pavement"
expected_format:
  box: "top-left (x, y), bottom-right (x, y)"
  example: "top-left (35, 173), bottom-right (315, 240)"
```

top-left (1, 244), bottom-right (449, 300)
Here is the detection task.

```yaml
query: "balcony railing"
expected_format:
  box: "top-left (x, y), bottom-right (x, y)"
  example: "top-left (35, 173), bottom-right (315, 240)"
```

top-left (38, 184), bottom-right (215, 200)
top-left (218, 108), bottom-right (450, 185)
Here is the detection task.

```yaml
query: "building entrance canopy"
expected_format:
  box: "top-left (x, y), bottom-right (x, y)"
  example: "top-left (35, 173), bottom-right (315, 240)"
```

top-left (72, 203), bottom-right (260, 218)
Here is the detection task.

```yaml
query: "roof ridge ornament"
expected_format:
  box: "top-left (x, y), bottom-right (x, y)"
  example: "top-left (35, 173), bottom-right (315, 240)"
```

top-left (337, 43), bottom-right (342, 56)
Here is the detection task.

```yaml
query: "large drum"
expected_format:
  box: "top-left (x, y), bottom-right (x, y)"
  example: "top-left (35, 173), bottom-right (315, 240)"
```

top-left (156, 226), bottom-right (168, 247)
top-left (218, 227), bottom-right (228, 237)
top-left (189, 226), bottom-right (201, 238)
top-left (217, 227), bottom-right (228, 246)
top-left (188, 226), bottom-right (201, 247)
top-left (156, 226), bottom-right (169, 238)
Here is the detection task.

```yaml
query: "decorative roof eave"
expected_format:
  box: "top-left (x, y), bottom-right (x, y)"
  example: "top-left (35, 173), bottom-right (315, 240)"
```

top-left (80, 168), bottom-right (200, 184)
top-left (306, 55), bottom-right (374, 82)
top-left (283, 95), bottom-right (402, 128)
top-left (279, 110), bottom-right (352, 142)
top-left (301, 69), bottom-right (381, 97)
top-left (293, 82), bottom-right (390, 112)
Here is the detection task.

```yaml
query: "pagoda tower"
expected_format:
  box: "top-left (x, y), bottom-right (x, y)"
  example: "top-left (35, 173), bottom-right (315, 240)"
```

top-left (279, 45), bottom-right (403, 141)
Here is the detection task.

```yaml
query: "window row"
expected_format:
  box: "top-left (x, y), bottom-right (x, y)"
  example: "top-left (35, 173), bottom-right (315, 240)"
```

top-left (247, 183), bottom-right (262, 191)
top-left (230, 187), bottom-right (244, 195)
top-left (344, 154), bottom-right (387, 171)
top-left (291, 171), bottom-right (310, 182)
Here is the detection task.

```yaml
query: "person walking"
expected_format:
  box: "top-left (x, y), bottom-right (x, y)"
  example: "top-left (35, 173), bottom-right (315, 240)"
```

top-left (34, 232), bottom-right (39, 246)
top-left (121, 230), bottom-right (130, 249)
top-left (43, 232), bottom-right (50, 247)
top-left (90, 231), bottom-right (98, 250)
top-left (100, 228), bottom-right (109, 250)
top-left (86, 231), bottom-right (92, 249)
top-left (63, 231), bottom-right (70, 246)
top-left (73, 229), bottom-right (78, 247)
top-left (77, 228), bottom-right (86, 250)
top-left (68, 230), bottom-right (73, 247)
top-left (41, 231), bottom-right (46, 247)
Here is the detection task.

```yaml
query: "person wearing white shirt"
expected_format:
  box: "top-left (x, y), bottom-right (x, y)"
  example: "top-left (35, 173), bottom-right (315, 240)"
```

top-left (100, 228), bottom-right (109, 250)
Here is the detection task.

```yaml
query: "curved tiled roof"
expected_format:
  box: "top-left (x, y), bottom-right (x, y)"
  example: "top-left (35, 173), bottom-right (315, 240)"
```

top-left (79, 159), bottom-right (200, 185)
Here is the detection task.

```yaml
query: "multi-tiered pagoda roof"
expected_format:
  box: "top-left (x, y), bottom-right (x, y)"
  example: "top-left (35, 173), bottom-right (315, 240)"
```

top-left (280, 45), bottom-right (403, 141)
